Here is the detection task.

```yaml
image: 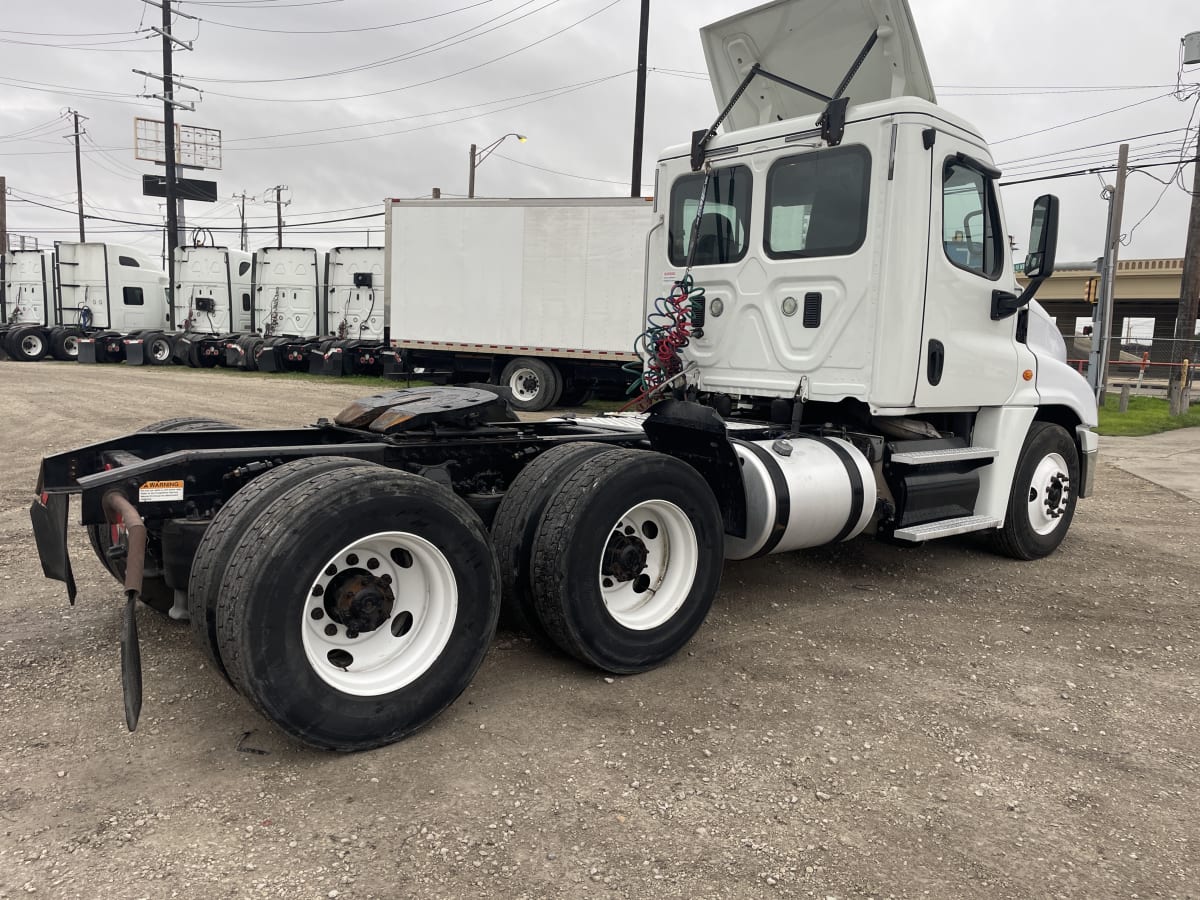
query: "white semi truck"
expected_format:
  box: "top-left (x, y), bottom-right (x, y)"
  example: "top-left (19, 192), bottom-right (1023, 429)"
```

top-left (49, 242), bottom-right (172, 364)
top-left (226, 246), bottom-right (324, 372)
top-left (30, 0), bottom-right (1098, 752)
top-left (0, 249), bottom-right (56, 361)
top-left (385, 198), bottom-right (650, 409)
top-left (170, 246), bottom-right (254, 367)
top-left (310, 246), bottom-right (389, 376)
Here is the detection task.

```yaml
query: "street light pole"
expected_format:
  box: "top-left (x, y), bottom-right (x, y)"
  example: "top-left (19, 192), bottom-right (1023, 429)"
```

top-left (467, 133), bottom-right (526, 198)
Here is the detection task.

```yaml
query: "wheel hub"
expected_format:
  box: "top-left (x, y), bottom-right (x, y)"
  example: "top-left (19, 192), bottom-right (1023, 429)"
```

top-left (602, 530), bottom-right (649, 582)
top-left (325, 569), bottom-right (394, 633)
top-left (1044, 473), bottom-right (1068, 518)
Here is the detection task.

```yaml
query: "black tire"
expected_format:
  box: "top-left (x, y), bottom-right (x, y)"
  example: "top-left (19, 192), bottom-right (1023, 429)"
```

top-left (214, 466), bottom-right (501, 750)
top-left (989, 421), bottom-right (1080, 560)
top-left (499, 357), bottom-right (562, 412)
top-left (85, 417), bottom-right (239, 615)
top-left (245, 336), bottom-right (265, 371)
top-left (530, 449), bottom-right (724, 674)
top-left (490, 442), bottom-right (616, 637)
top-left (146, 331), bottom-right (174, 365)
top-left (9, 326), bottom-right (48, 362)
top-left (51, 328), bottom-right (81, 362)
top-left (558, 385), bottom-right (596, 407)
top-left (188, 456), bottom-right (377, 683)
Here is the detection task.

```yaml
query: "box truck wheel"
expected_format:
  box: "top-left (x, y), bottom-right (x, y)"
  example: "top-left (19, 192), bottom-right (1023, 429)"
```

top-left (500, 357), bottom-right (562, 412)
top-left (9, 326), bottom-right (49, 362)
top-left (85, 417), bottom-right (240, 615)
top-left (990, 421), bottom-right (1080, 560)
top-left (491, 441), bottom-right (617, 637)
top-left (51, 329), bottom-right (81, 362)
top-left (530, 449), bottom-right (724, 674)
top-left (213, 465), bottom-right (501, 750)
top-left (558, 385), bottom-right (596, 407)
top-left (145, 331), bottom-right (175, 365)
top-left (188, 456), bottom-right (378, 683)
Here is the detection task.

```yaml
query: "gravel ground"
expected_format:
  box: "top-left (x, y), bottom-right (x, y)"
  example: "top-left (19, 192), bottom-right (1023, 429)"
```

top-left (0, 361), bottom-right (1197, 900)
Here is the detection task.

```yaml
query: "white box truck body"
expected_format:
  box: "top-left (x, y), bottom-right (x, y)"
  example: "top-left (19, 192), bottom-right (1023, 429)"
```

top-left (385, 198), bottom-right (651, 409)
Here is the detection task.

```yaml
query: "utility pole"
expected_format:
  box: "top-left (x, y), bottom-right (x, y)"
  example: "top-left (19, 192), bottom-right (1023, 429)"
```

top-left (468, 144), bottom-right (477, 200)
top-left (233, 190), bottom-right (251, 251)
top-left (1169, 130), bottom-right (1200, 415)
top-left (629, 0), bottom-right (650, 198)
top-left (1087, 143), bottom-right (1129, 405)
top-left (67, 109), bottom-right (87, 241)
top-left (267, 185), bottom-right (288, 248)
top-left (0, 176), bottom-right (7, 255)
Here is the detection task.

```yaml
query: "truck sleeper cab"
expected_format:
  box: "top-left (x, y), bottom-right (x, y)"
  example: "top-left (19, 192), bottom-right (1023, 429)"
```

top-left (171, 246), bottom-right (254, 367)
top-left (0, 249), bottom-right (56, 362)
top-left (227, 246), bottom-right (324, 372)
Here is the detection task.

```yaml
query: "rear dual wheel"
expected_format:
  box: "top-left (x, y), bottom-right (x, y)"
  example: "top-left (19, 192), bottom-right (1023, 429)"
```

top-left (212, 464), bottom-right (500, 751)
top-left (50, 328), bottom-right (81, 361)
top-left (529, 449), bottom-right (724, 674)
top-left (500, 357), bottom-right (562, 412)
top-left (7, 326), bottom-right (49, 362)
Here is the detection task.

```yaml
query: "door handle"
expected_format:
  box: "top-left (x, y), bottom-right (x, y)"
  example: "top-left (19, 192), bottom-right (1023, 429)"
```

top-left (927, 339), bottom-right (945, 386)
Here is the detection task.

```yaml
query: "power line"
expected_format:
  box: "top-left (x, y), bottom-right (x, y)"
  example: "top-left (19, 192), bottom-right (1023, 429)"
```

top-left (194, 0), bottom-right (624, 103)
top-left (992, 92), bottom-right (1178, 144)
top-left (195, 0), bottom-right (500, 34)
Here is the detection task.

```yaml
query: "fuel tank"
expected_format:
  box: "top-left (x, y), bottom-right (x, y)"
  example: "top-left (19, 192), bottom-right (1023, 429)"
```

top-left (726, 436), bottom-right (875, 560)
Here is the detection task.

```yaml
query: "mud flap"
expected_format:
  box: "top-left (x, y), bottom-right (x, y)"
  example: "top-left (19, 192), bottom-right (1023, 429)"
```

top-left (30, 492), bottom-right (77, 604)
top-left (125, 338), bottom-right (148, 366)
top-left (77, 337), bottom-right (99, 364)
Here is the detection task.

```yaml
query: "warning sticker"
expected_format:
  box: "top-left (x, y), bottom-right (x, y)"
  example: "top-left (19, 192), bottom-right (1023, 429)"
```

top-left (139, 480), bottom-right (185, 503)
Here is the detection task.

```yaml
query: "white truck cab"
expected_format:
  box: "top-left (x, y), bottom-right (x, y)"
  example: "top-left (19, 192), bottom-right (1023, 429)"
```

top-left (0, 250), bottom-right (53, 361)
top-left (171, 246), bottom-right (254, 367)
top-left (643, 0), bottom-right (1097, 555)
top-left (312, 246), bottom-right (388, 375)
top-left (227, 247), bottom-right (324, 371)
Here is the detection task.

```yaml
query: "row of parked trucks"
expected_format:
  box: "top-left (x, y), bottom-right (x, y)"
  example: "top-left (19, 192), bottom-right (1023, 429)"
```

top-left (1, 198), bottom-right (651, 408)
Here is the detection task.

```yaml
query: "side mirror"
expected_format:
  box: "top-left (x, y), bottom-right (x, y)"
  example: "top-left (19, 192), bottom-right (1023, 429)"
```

top-left (1023, 195), bottom-right (1058, 280)
top-left (991, 194), bottom-right (1060, 320)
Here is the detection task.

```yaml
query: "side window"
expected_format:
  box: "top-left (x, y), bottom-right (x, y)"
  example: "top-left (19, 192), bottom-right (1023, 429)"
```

top-left (118, 256), bottom-right (140, 268)
top-left (122, 287), bottom-right (144, 306)
top-left (942, 160), bottom-right (1003, 278)
top-left (765, 145), bottom-right (871, 258)
top-left (242, 292), bottom-right (251, 312)
top-left (668, 165), bottom-right (751, 267)
top-left (238, 261), bottom-right (251, 277)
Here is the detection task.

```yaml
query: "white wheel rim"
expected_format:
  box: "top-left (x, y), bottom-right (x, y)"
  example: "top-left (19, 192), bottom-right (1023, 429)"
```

top-left (598, 499), bottom-right (698, 631)
top-left (1027, 452), bottom-right (1071, 536)
top-left (301, 530), bottom-right (458, 696)
top-left (508, 367), bottom-right (542, 402)
top-left (63, 335), bottom-right (79, 357)
top-left (20, 334), bottom-right (43, 356)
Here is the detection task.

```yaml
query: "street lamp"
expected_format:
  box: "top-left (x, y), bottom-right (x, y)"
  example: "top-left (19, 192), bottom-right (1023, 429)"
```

top-left (468, 133), bottom-right (527, 199)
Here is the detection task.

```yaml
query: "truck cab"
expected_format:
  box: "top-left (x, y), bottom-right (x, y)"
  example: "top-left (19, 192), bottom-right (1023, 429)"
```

top-left (645, 0), bottom-right (1097, 544)
top-left (0, 249), bottom-right (53, 361)
top-left (311, 246), bottom-right (388, 375)
top-left (172, 246), bottom-right (254, 367)
top-left (227, 246), bottom-right (324, 371)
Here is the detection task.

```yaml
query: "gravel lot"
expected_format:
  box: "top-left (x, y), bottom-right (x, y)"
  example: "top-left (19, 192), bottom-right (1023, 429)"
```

top-left (0, 362), bottom-right (1197, 900)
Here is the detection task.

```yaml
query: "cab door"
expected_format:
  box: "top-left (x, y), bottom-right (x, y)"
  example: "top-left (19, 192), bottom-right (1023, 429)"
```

top-left (915, 138), bottom-right (1019, 408)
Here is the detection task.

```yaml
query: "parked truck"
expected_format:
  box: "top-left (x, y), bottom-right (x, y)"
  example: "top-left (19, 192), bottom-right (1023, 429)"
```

top-left (51, 242), bottom-right (172, 364)
top-left (170, 246), bottom-right (254, 367)
top-left (385, 198), bottom-right (650, 409)
top-left (0, 249), bottom-right (57, 361)
top-left (30, 0), bottom-right (1098, 752)
top-left (226, 246), bottom-right (323, 372)
top-left (309, 246), bottom-right (388, 376)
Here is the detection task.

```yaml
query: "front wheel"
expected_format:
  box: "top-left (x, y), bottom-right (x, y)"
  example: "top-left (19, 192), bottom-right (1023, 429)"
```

top-left (214, 466), bottom-right (501, 750)
top-left (531, 449), bottom-right (724, 673)
top-left (500, 357), bottom-right (561, 412)
top-left (990, 421), bottom-right (1080, 560)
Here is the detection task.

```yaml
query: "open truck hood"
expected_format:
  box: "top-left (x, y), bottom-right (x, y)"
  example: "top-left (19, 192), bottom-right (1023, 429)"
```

top-left (700, 0), bottom-right (936, 132)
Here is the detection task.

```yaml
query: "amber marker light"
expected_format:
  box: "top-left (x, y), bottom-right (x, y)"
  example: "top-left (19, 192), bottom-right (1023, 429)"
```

top-left (1022, 369), bottom-right (1034, 381)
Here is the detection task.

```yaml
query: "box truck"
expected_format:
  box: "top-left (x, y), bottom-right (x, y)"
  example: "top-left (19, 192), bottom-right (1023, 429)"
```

top-left (385, 198), bottom-right (650, 409)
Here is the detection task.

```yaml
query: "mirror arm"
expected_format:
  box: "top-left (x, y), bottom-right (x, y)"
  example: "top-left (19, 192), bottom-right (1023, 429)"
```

top-left (991, 275), bottom-right (1046, 321)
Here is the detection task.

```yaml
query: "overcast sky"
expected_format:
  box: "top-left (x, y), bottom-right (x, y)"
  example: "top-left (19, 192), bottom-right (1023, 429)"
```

top-left (2, 0), bottom-right (1197, 266)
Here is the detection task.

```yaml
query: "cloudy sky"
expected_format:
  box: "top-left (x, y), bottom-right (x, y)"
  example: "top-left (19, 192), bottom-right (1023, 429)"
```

top-left (2, 0), bottom-right (1197, 266)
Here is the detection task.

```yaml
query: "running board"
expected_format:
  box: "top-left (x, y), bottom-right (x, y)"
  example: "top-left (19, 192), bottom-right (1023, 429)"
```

top-left (892, 515), bottom-right (1000, 542)
top-left (890, 446), bottom-right (997, 465)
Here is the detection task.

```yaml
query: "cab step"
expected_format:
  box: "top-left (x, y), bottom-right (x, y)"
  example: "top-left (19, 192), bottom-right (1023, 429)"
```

top-left (892, 515), bottom-right (1000, 542)
top-left (890, 446), bottom-right (997, 465)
